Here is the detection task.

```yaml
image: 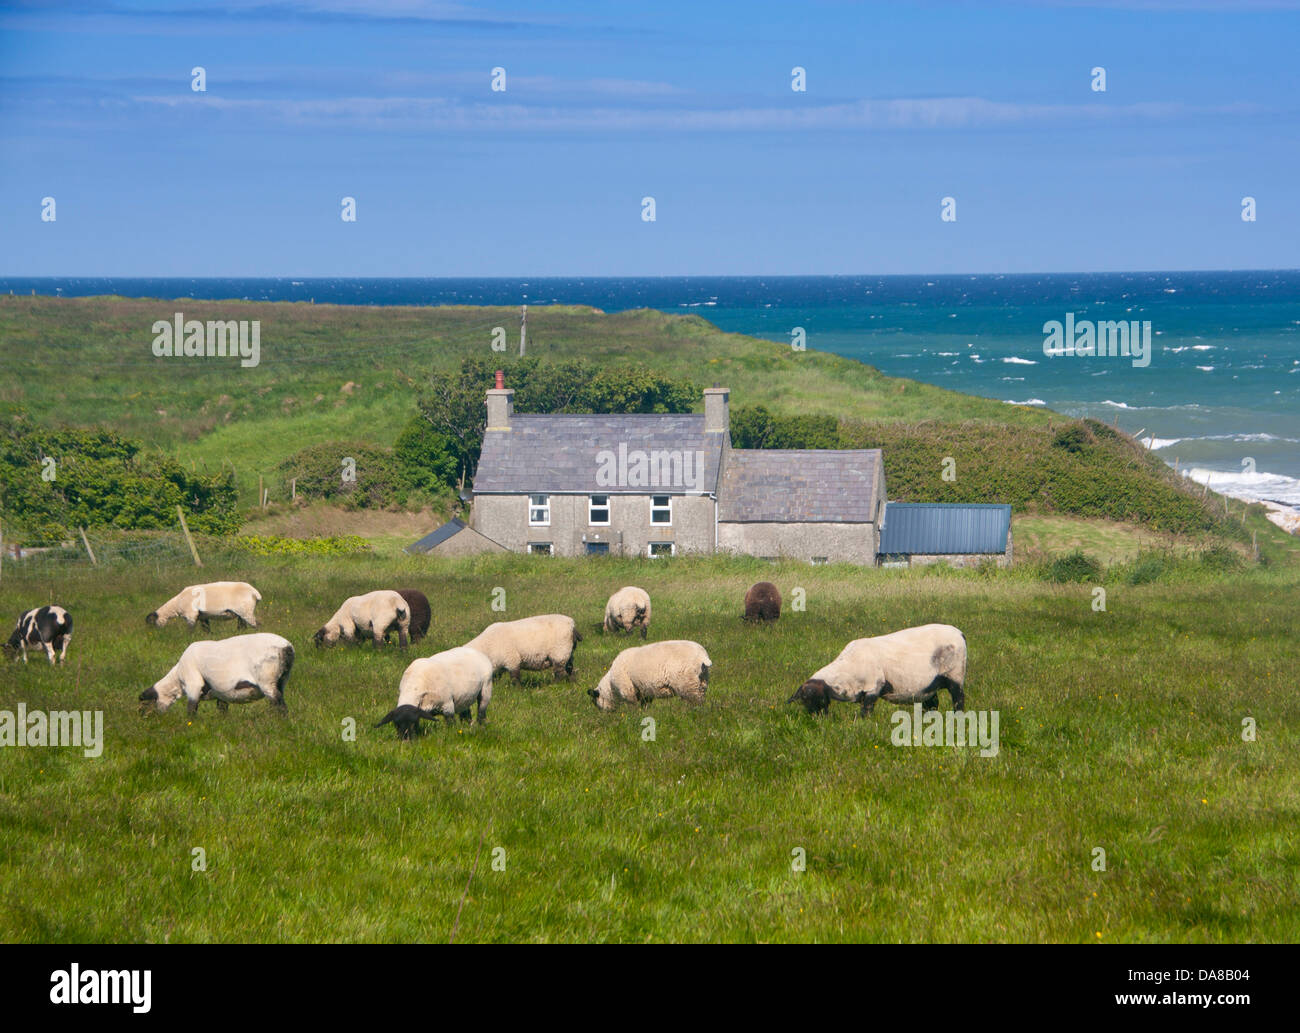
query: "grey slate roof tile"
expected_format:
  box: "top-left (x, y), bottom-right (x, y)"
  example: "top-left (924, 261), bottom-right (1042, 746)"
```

top-left (718, 449), bottom-right (882, 523)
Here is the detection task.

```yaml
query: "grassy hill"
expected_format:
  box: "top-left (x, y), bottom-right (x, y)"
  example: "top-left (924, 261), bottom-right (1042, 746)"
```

top-left (0, 294), bottom-right (1292, 562)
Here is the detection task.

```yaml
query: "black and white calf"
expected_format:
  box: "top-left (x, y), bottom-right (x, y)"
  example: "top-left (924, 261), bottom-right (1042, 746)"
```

top-left (6, 606), bottom-right (74, 665)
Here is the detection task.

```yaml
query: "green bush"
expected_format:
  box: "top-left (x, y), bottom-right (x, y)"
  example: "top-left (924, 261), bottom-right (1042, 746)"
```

top-left (731, 405), bottom-right (843, 449)
top-left (233, 534), bottom-right (372, 556)
top-left (1199, 545), bottom-right (1244, 571)
top-left (1125, 552), bottom-right (1169, 585)
top-left (1048, 550), bottom-right (1104, 583)
top-left (278, 442), bottom-right (416, 509)
top-left (393, 417), bottom-right (463, 493)
top-left (0, 412), bottom-right (238, 542)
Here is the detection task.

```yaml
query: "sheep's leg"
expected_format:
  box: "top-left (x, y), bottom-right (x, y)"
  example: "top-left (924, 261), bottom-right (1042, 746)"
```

top-left (857, 693), bottom-right (876, 718)
top-left (199, 616), bottom-right (211, 632)
top-left (947, 678), bottom-right (965, 711)
top-left (476, 697), bottom-right (490, 725)
top-left (510, 668), bottom-right (521, 684)
top-left (399, 627), bottom-right (409, 648)
top-left (19, 641), bottom-right (28, 664)
top-left (640, 625), bottom-right (647, 639)
top-left (44, 640), bottom-right (56, 665)
top-left (922, 694), bottom-right (940, 712)
top-left (186, 695), bottom-right (200, 715)
top-left (216, 700), bottom-right (229, 714)
top-left (58, 634), bottom-right (70, 662)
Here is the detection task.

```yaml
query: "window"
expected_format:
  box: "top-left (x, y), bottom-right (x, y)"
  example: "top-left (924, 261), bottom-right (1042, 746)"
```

top-left (585, 542), bottom-right (609, 556)
top-left (651, 494), bottom-right (672, 525)
top-left (811, 556), bottom-right (828, 565)
top-left (589, 494), bottom-right (610, 525)
top-left (528, 542), bottom-right (552, 556)
top-left (528, 494), bottom-right (550, 526)
top-left (648, 542), bottom-right (675, 558)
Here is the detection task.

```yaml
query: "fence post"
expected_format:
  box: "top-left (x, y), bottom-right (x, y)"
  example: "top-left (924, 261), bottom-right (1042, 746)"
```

top-left (177, 506), bottom-right (203, 567)
top-left (259, 475), bottom-right (265, 509)
top-left (291, 477), bottom-right (296, 501)
top-left (78, 526), bottom-right (98, 567)
top-left (0, 518), bottom-right (4, 584)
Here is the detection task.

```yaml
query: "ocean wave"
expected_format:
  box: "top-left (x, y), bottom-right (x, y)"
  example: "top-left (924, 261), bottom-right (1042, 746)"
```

top-left (1196, 365), bottom-right (1215, 371)
top-left (1002, 357), bottom-right (1037, 365)
top-left (1180, 466), bottom-right (1300, 508)
top-left (1004, 398), bottom-right (1047, 406)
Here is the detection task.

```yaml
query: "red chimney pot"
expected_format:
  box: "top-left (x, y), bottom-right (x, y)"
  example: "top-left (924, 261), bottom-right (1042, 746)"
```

top-left (494, 370), bottom-right (504, 390)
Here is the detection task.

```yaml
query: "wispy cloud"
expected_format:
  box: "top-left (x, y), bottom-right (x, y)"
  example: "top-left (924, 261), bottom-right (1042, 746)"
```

top-left (124, 92), bottom-right (1266, 132)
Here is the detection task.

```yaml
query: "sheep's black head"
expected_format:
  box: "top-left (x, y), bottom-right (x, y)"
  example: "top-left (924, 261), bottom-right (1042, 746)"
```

top-left (145, 612), bottom-right (159, 626)
top-left (313, 627), bottom-right (328, 647)
top-left (787, 678), bottom-right (831, 715)
top-left (375, 704), bottom-right (434, 740)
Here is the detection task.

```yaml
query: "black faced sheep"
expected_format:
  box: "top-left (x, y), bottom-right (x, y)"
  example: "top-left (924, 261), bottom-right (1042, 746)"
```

top-left (6, 606), bottom-right (73, 664)
top-left (375, 646), bottom-right (495, 739)
top-left (464, 614), bottom-right (581, 681)
top-left (603, 586), bottom-right (651, 638)
top-left (743, 582), bottom-right (781, 622)
top-left (588, 639), bottom-right (711, 711)
top-left (314, 590), bottom-right (410, 647)
top-left (146, 581), bottom-right (261, 631)
top-left (788, 623), bottom-right (966, 717)
top-left (139, 633), bottom-right (294, 715)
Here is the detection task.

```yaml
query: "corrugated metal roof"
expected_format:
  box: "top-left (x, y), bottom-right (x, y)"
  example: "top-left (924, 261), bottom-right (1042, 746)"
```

top-left (718, 449), bottom-right (883, 523)
top-left (472, 414), bottom-right (725, 494)
top-left (406, 518), bottom-right (467, 554)
top-left (878, 503), bottom-right (1011, 555)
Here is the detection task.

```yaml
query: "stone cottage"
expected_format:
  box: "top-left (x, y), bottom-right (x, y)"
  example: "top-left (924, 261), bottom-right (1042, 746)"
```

top-left (411, 374), bottom-right (887, 562)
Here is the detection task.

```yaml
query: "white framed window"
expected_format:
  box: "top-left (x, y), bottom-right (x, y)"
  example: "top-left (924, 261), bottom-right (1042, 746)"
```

top-left (651, 494), bottom-right (672, 525)
top-left (528, 494), bottom-right (550, 526)
top-left (528, 542), bottom-right (553, 556)
top-left (589, 494), bottom-right (610, 526)
top-left (648, 542), bottom-right (675, 558)
top-left (811, 556), bottom-right (828, 565)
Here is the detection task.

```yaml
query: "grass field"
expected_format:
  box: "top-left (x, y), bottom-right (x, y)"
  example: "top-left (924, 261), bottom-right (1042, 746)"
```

top-left (1, 552), bottom-right (1296, 943)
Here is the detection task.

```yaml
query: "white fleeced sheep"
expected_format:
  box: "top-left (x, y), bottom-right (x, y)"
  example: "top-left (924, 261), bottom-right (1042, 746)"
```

top-left (588, 639), bottom-right (712, 711)
top-left (315, 590), bottom-right (410, 647)
top-left (788, 623), bottom-right (967, 717)
top-left (375, 646), bottom-right (495, 739)
top-left (146, 581), bottom-right (261, 630)
top-left (603, 586), bottom-right (652, 638)
top-left (464, 614), bottom-right (582, 682)
top-left (139, 632), bottom-right (294, 715)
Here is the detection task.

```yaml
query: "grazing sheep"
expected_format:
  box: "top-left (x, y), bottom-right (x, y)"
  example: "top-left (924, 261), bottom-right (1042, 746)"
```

top-left (465, 614), bottom-right (581, 682)
top-left (604, 586), bottom-right (651, 638)
top-left (396, 589), bottom-right (431, 641)
top-left (5, 606), bottom-right (73, 664)
top-left (146, 581), bottom-right (261, 631)
top-left (375, 646), bottom-right (494, 739)
top-left (314, 590), bottom-right (410, 647)
top-left (139, 633), bottom-right (294, 715)
top-left (588, 639), bottom-right (711, 712)
top-left (788, 623), bottom-right (966, 717)
top-left (743, 582), bottom-right (782, 622)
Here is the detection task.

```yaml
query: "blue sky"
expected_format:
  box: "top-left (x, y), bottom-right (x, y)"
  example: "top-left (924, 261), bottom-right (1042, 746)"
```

top-left (1, 0), bottom-right (1297, 276)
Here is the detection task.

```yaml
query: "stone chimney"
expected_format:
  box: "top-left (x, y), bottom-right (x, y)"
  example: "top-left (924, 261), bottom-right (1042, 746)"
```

top-left (486, 369), bottom-right (514, 431)
top-left (703, 385), bottom-right (729, 434)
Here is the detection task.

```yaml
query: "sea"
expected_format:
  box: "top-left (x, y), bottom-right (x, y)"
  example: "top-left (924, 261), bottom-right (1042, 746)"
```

top-left (5, 272), bottom-right (1298, 519)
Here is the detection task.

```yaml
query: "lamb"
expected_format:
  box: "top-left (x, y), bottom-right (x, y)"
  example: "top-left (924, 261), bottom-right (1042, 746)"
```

top-left (743, 582), bottom-right (781, 622)
top-left (6, 606), bottom-right (73, 664)
top-left (603, 586), bottom-right (651, 638)
top-left (146, 581), bottom-right (261, 631)
top-left (464, 614), bottom-right (581, 682)
top-left (788, 623), bottom-right (966, 717)
top-left (314, 590), bottom-right (410, 647)
top-left (139, 632), bottom-right (294, 715)
top-left (396, 589), bottom-right (431, 641)
top-left (588, 640), bottom-right (712, 711)
top-left (375, 646), bottom-right (494, 739)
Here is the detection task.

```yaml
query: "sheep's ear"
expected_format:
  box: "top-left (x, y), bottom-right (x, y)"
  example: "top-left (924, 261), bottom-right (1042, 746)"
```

top-left (139, 687), bottom-right (158, 702)
top-left (587, 689), bottom-right (599, 699)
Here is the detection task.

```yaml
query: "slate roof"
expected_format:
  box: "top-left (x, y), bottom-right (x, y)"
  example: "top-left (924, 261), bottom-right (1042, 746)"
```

top-left (717, 449), bottom-right (883, 523)
top-left (878, 503), bottom-right (1012, 555)
top-left (406, 517), bottom-right (469, 554)
top-left (472, 414), bottom-right (725, 494)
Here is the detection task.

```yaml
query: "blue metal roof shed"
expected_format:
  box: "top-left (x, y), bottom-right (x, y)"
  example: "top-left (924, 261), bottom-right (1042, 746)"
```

top-left (878, 503), bottom-right (1012, 556)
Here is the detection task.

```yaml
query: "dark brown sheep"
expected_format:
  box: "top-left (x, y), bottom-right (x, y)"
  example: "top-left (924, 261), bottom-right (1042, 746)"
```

top-left (395, 589), bottom-right (431, 641)
top-left (743, 582), bottom-right (782, 622)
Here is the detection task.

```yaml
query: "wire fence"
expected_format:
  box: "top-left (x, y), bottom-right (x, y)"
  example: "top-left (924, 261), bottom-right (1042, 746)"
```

top-left (1, 531), bottom-right (197, 580)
